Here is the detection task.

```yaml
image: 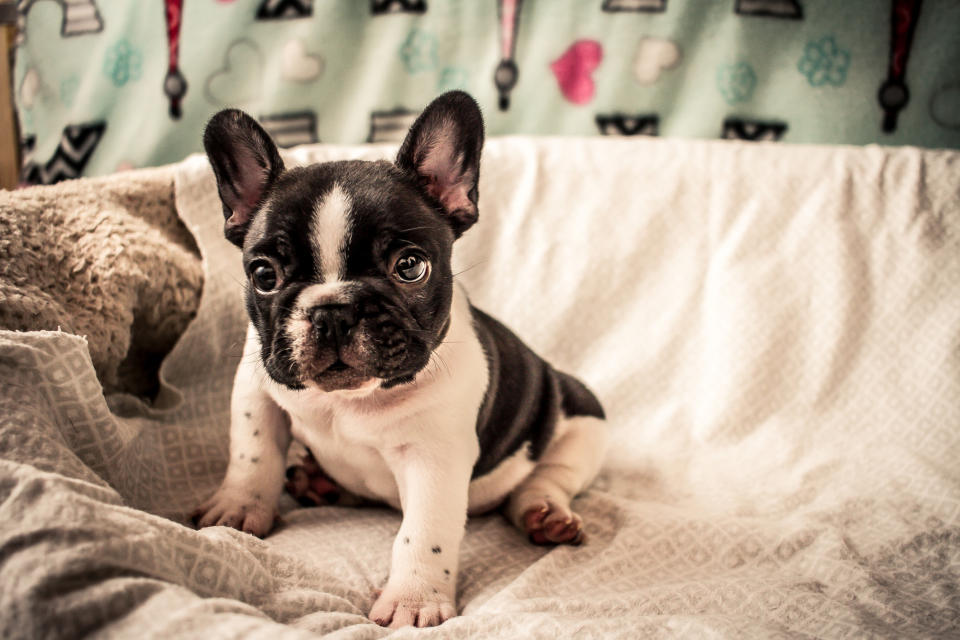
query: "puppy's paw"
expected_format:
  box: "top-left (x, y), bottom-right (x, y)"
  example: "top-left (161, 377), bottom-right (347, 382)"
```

top-left (191, 487), bottom-right (276, 538)
top-left (523, 499), bottom-right (584, 546)
top-left (369, 581), bottom-right (456, 628)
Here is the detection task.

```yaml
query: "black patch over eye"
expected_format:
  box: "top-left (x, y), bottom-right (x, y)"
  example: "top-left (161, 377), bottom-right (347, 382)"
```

top-left (250, 259), bottom-right (280, 292)
top-left (393, 252), bottom-right (429, 283)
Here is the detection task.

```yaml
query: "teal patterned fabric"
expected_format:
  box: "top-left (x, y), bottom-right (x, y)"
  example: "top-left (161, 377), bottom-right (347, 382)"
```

top-left (12, 0), bottom-right (960, 184)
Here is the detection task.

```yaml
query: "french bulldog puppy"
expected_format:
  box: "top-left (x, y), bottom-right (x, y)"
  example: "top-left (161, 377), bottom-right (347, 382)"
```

top-left (193, 91), bottom-right (607, 628)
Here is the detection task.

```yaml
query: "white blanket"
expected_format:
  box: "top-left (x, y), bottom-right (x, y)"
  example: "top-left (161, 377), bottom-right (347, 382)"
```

top-left (1, 136), bottom-right (958, 638)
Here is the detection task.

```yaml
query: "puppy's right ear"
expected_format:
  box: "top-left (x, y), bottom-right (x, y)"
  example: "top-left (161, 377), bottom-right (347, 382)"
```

top-left (203, 109), bottom-right (284, 247)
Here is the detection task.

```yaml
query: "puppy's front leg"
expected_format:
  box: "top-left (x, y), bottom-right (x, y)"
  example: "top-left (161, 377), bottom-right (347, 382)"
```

top-left (369, 436), bottom-right (476, 628)
top-left (193, 347), bottom-right (291, 537)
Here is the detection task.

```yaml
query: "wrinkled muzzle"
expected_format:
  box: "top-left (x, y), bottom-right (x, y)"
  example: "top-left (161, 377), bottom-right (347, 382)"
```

top-left (280, 283), bottom-right (435, 391)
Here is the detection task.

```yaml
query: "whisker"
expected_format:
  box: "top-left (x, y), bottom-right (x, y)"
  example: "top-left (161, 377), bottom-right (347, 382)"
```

top-left (425, 356), bottom-right (440, 384)
top-left (395, 225), bottom-right (437, 234)
top-left (430, 350), bottom-right (452, 379)
top-left (228, 274), bottom-right (248, 289)
top-left (452, 260), bottom-right (488, 278)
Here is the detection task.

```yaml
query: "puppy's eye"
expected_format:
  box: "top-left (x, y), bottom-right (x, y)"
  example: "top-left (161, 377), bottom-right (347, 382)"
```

top-left (250, 260), bottom-right (279, 292)
top-left (393, 252), bottom-right (429, 283)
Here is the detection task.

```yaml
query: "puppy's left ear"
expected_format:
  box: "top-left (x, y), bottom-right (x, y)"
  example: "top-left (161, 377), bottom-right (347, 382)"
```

top-left (396, 91), bottom-right (484, 238)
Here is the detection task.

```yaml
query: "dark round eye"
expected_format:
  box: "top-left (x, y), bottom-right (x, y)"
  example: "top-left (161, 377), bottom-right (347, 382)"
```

top-left (250, 260), bottom-right (279, 292)
top-left (393, 253), bottom-right (429, 283)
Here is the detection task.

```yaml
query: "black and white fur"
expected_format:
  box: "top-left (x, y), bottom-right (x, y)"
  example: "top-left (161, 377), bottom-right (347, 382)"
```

top-left (193, 92), bottom-right (607, 629)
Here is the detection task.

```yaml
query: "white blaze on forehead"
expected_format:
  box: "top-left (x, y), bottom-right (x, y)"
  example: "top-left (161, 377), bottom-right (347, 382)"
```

top-left (311, 183), bottom-right (352, 282)
top-left (294, 281), bottom-right (356, 314)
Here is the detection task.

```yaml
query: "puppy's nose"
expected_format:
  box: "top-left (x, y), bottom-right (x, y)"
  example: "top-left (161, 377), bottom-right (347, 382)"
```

top-left (310, 304), bottom-right (358, 344)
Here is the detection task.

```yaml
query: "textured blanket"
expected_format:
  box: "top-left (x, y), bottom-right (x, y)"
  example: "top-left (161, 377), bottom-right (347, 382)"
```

top-left (0, 167), bottom-right (203, 396)
top-left (1, 137), bottom-right (958, 638)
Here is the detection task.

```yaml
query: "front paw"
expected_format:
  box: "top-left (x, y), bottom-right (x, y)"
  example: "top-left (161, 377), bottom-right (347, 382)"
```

top-left (369, 580), bottom-right (456, 628)
top-left (191, 486), bottom-right (277, 538)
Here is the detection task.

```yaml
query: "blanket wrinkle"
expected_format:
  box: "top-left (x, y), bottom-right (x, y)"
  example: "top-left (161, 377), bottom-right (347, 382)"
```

top-left (0, 137), bottom-right (958, 638)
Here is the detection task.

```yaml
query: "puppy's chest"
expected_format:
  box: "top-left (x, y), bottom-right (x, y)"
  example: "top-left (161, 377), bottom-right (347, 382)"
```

top-left (285, 404), bottom-right (402, 507)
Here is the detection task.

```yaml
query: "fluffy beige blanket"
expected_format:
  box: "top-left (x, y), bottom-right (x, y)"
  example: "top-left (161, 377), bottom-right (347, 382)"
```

top-left (0, 137), bottom-right (958, 639)
top-left (0, 167), bottom-right (202, 396)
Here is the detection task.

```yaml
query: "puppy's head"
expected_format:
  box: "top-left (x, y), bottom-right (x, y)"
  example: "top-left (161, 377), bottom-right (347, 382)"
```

top-left (203, 91), bottom-right (484, 392)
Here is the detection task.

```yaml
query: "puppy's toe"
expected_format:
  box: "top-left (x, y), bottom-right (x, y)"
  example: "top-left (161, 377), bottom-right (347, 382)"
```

top-left (241, 509), bottom-right (275, 538)
top-left (522, 500), bottom-right (585, 546)
top-left (523, 505), bottom-right (548, 531)
top-left (369, 582), bottom-right (455, 628)
top-left (368, 590), bottom-right (397, 627)
top-left (218, 512), bottom-right (243, 529)
top-left (544, 512), bottom-right (584, 545)
top-left (389, 603), bottom-right (418, 629)
top-left (414, 601), bottom-right (442, 628)
top-left (194, 504), bottom-right (226, 529)
top-left (190, 498), bottom-right (215, 524)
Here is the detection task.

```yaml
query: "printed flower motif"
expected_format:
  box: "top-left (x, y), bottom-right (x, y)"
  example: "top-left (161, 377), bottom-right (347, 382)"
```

top-left (716, 62), bottom-right (756, 105)
top-left (103, 39), bottom-right (143, 87)
top-left (798, 36), bottom-right (850, 87)
top-left (400, 29), bottom-right (438, 74)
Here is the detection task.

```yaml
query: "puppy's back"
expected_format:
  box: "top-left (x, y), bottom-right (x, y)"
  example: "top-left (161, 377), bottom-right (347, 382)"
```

top-left (469, 306), bottom-right (604, 479)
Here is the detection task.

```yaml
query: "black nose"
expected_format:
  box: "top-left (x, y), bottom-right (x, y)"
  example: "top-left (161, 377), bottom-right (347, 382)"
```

top-left (310, 304), bottom-right (358, 345)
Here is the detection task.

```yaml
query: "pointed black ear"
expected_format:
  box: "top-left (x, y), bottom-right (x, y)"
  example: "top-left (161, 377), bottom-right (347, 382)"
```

top-left (203, 109), bottom-right (284, 247)
top-left (396, 91), bottom-right (485, 238)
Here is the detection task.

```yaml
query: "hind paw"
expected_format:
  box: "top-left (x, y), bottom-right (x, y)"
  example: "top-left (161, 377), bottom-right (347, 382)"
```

top-left (523, 500), bottom-right (584, 546)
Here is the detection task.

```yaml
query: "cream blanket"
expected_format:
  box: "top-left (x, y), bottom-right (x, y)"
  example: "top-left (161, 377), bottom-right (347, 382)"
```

top-left (1, 137), bottom-right (958, 638)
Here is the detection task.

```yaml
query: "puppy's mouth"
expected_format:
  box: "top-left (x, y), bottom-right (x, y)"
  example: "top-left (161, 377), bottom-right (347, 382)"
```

top-left (326, 360), bottom-right (350, 373)
top-left (303, 351), bottom-right (377, 392)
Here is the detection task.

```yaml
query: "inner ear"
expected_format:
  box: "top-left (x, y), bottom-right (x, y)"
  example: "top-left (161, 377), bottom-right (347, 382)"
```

top-left (230, 146), bottom-right (275, 216)
top-left (396, 91), bottom-right (484, 238)
top-left (417, 134), bottom-right (476, 219)
top-left (203, 109), bottom-right (284, 246)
